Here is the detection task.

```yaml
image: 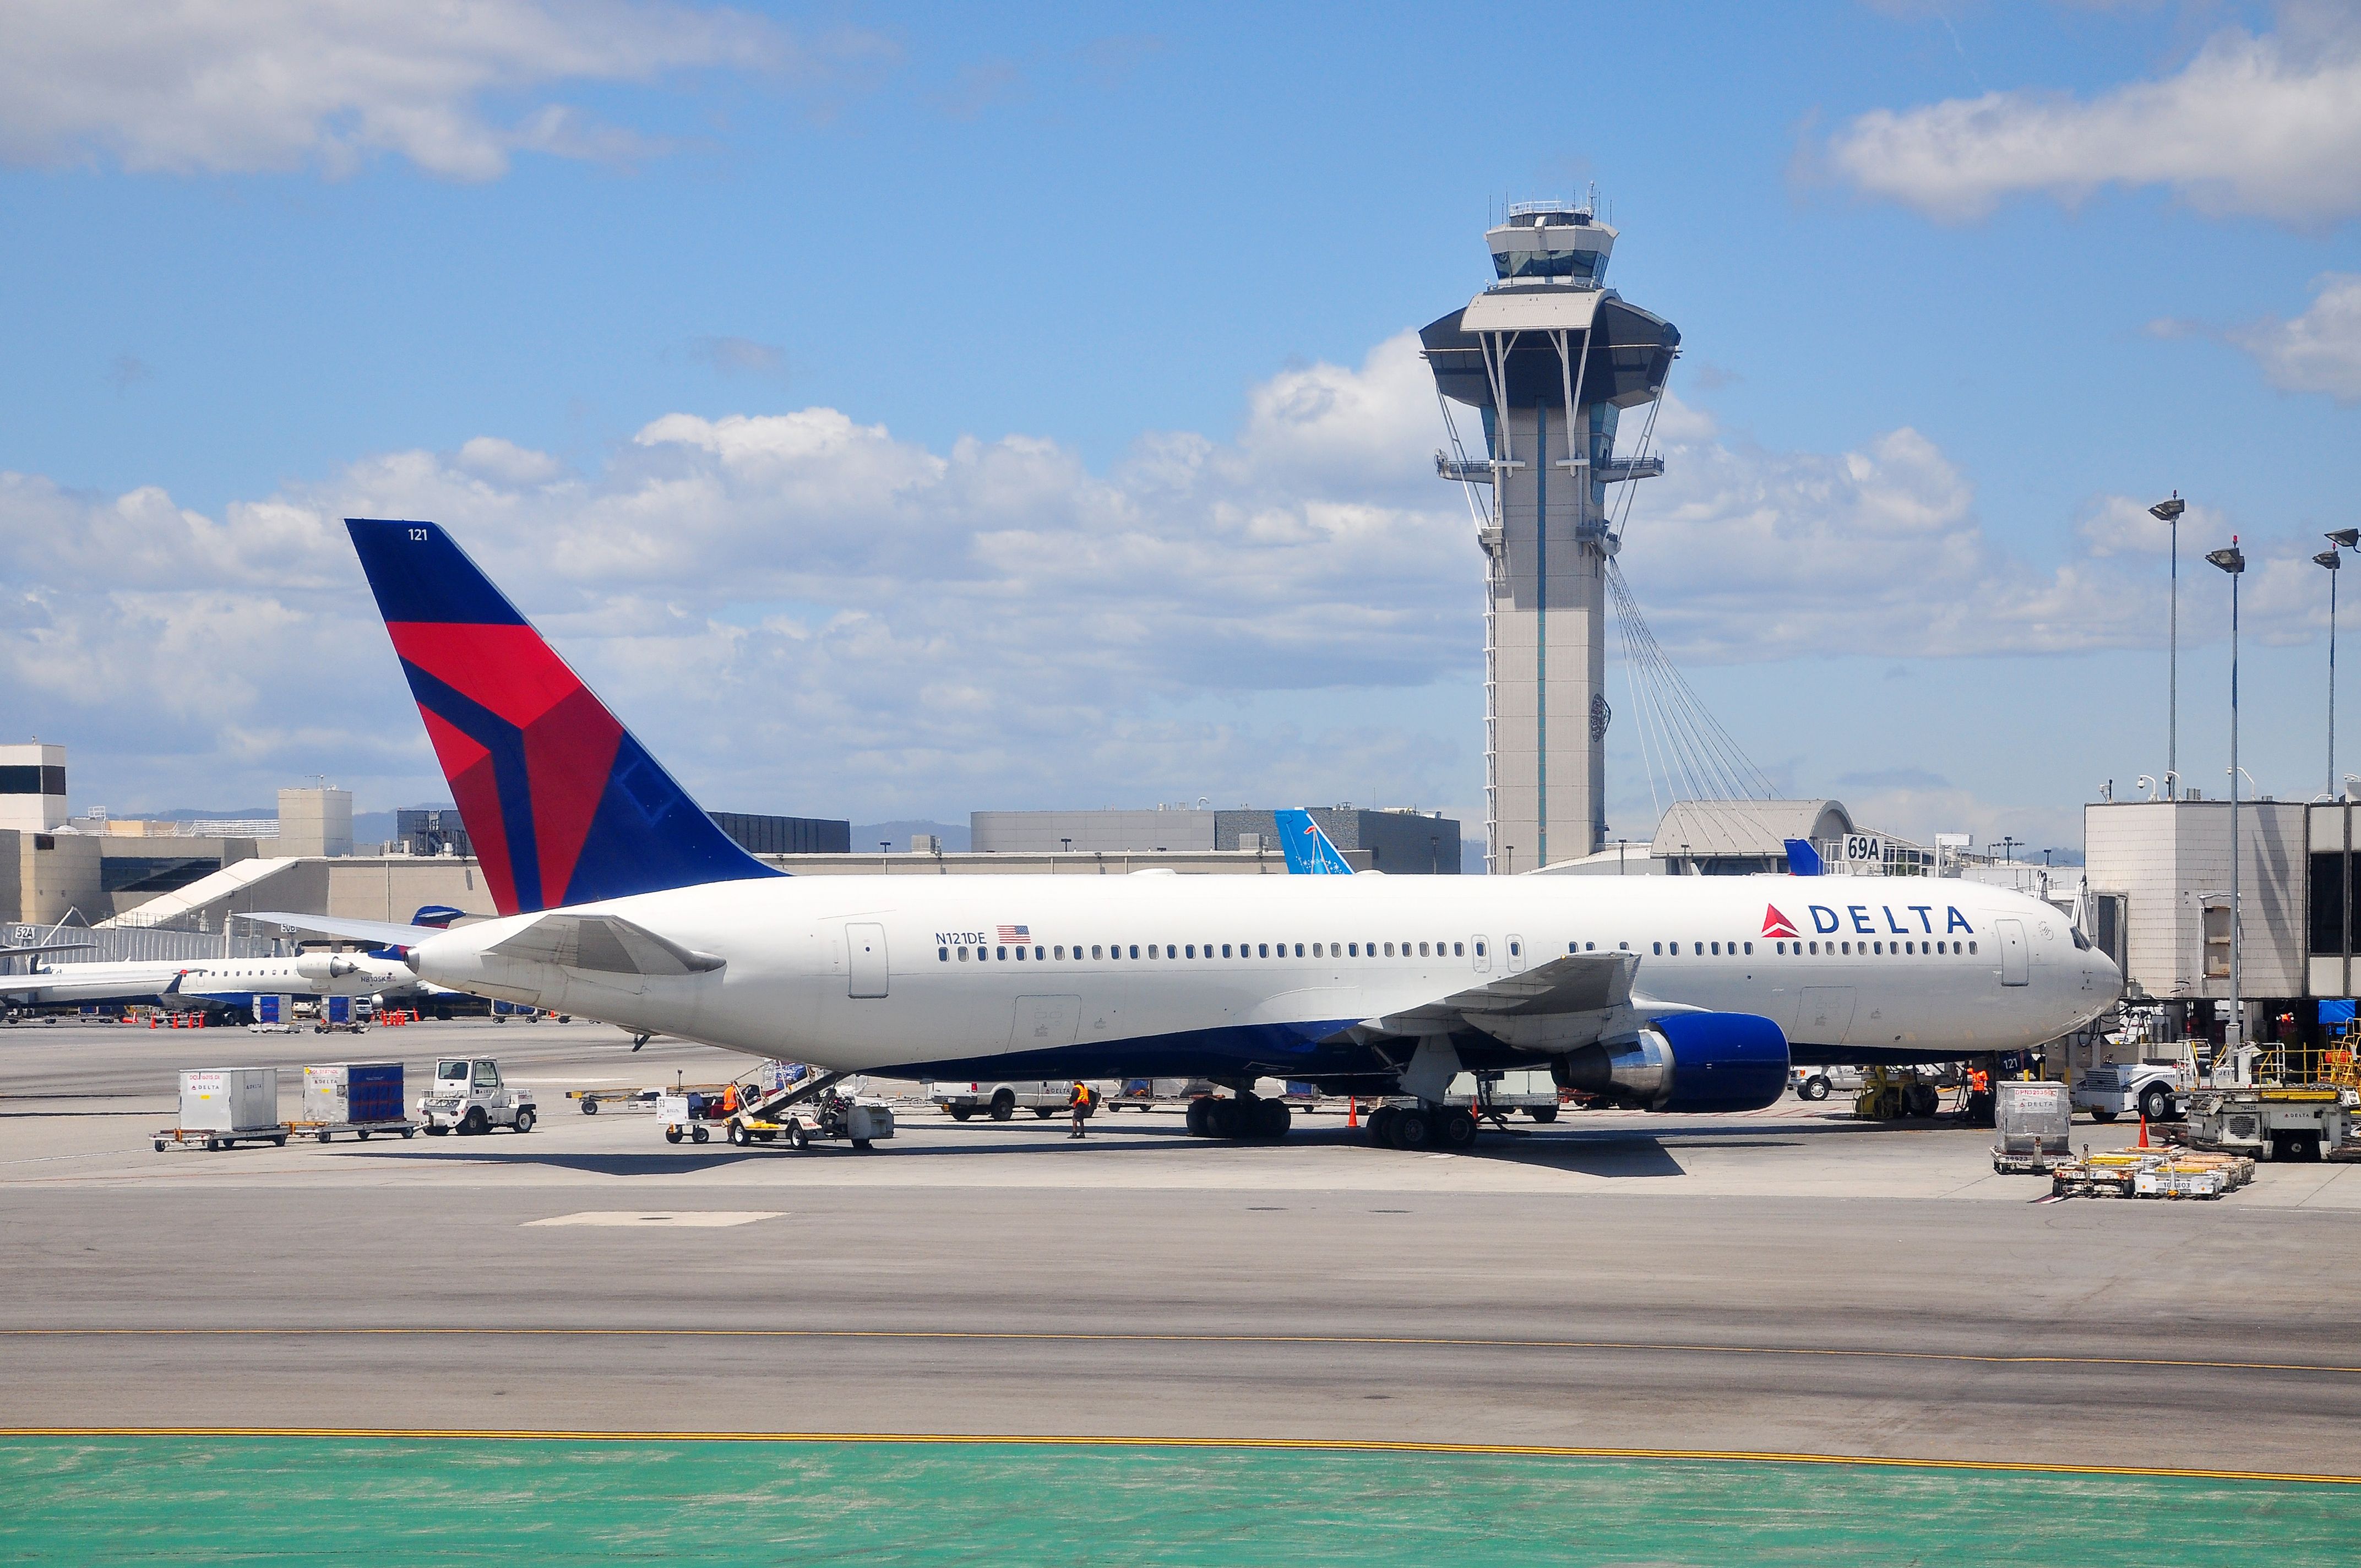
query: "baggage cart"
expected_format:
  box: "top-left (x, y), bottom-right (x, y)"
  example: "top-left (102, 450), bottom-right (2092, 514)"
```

top-left (156, 1067), bottom-right (287, 1151)
top-left (290, 1062), bottom-right (417, 1141)
top-left (1992, 1080), bottom-right (2074, 1174)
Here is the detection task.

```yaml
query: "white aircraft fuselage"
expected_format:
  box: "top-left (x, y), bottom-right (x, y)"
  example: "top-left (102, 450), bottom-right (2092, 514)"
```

top-left (410, 869), bottom-right (2118, 1082)
top-left (3, 955), bottom-right (410, 1012)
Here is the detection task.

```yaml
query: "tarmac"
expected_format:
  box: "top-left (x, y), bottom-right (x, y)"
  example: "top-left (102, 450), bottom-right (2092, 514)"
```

top-left (5, 1016), bottom-right (2360, 1478)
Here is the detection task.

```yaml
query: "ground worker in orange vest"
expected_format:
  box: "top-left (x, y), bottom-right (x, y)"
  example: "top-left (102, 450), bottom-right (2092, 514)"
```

top-left (1068, 1080), bottom-right (1092, 1139)
top-left (720, 1081), bottom-right (740, 1117)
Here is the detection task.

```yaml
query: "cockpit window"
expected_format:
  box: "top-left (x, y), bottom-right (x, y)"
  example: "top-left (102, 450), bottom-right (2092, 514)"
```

top-left (2070, 927), bottom-right (2090, 951)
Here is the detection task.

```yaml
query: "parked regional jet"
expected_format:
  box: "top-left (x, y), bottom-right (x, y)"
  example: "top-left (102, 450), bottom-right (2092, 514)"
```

top-left (1, 949), bottom-right (412, 1018)
top-left (313, 519), bottom-right (2119, 1147)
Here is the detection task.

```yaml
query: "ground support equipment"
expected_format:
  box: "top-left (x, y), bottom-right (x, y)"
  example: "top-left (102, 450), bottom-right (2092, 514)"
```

top-left (571, 1084), bottom-right (730, 1115)
top-left (2048, 1145), bottom-right (2255, 1200)
top-left (153, 1124), bottom-right (291, 1153)
top-left (2185, 1087), bottom-right (2352, 1163)
top-left (286, 1118), bottom-right (418, 1144)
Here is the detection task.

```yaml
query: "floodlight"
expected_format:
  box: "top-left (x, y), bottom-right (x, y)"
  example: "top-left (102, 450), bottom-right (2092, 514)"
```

top-left (2207, 546), bottom-right (2244, 575)
top-left (2149, 495), bottom-right (2186, 523)
top-left (2329, 528), bottom-right (2360, 549)
top-left (2317, 550), bottom-right (2342, 570)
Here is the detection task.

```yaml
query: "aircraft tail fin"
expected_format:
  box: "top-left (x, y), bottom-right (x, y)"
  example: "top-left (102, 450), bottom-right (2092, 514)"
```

top-left (1275, 809), bottom-right (1354, 875)
top-left (345, 519), bottom-right (781, 916)
top-left (1784, 839), bottom-right (1824, 876)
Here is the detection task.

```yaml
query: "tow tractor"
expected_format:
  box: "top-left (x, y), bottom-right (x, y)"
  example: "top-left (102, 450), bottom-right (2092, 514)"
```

top-left (2075, 1041), bottom-right (2202, 1125)
top-left (417, 1057), bottom-right (537, 1136)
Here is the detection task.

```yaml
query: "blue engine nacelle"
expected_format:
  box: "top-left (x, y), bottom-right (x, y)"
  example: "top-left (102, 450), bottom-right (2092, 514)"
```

top-left (1556, 1012), bottom-right (1792, 1114)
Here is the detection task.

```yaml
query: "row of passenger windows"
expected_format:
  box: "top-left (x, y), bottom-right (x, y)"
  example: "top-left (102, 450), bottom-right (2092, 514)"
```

top-left (940, 939), bottom-right (1494, 963)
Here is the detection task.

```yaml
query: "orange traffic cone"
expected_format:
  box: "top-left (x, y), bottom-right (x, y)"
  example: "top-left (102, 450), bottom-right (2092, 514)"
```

top-left (2137, 1114), bottom-right (2149, 1148)
top-left (1348, 1096), bottom-right (1359, 1129)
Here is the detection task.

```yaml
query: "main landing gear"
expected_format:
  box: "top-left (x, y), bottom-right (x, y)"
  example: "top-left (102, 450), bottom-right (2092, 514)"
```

top-left (1364, 1102), bottom-right (1480, 1152)
top-left (1185, 1092), bottom-right (1291, 1141)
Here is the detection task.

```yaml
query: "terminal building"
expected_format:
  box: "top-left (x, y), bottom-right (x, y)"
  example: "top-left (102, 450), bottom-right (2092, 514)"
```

top-left (971, 807), bottom-right (1461, 874)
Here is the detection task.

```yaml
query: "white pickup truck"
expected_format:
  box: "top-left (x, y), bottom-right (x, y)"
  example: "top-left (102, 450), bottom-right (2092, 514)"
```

top-left (2074, 1058), bottom-right (2193, 1125)
top-left (926, 1079), bottom-right (1073, 1122)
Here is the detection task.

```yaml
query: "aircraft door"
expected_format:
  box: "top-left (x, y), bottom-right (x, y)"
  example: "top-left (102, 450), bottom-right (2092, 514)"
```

top-left (1996, 919), bottom-right (2028, 986)
top-left (847, 923), bottom-right (889, 999)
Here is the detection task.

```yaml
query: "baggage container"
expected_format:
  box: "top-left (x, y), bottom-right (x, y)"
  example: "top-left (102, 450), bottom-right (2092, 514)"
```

top-left (179, 1067), bottom-right (278, 1133)
top-left (254, 994), bottom-right (292, 1026)
top-left (1996, 1080), bottom-right (2071, 1157)
top-left (303, 1062), bottom-right (405, 1125)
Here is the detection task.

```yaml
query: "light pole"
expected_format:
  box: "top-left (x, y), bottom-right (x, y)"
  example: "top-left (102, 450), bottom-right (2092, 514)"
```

top-left (2152, 494), bottom-right (2187, 798)
top-left (2321, 529), bottom-right (2360, 799)
top-left (1999, 835), bottom-right (2018, 864)
top-left (2208, 537), bottom-right (2246, 1075)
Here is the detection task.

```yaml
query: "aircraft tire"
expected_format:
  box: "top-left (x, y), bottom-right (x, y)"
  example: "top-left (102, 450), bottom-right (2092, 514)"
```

top-left (1440, 1109), bottom-right (1478, 1149)
top-left (1209, 1098), bottom-right (1245, 1140)
top-left (1252, 1097), bottom-right (1290, 1139)
top-left (1389, 1108), bottom-right (1433, 1151)
top-left (1366, 1105), bottom-right (1398, 1144)
top-left (1528, 1104), bottom-right (1559, 1123)
top-left (1185, 1097), bottom-right (1214, 1137)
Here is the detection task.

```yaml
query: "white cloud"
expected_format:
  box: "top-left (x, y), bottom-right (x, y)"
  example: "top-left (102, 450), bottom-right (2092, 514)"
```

top-left (2224, 273), bottom-right (2361, 404)
top-left (1824, 9), bottom-right (2361, 223)
top-left (0, 330), bottom-right (2298, 826)
top-left (0, 0), bottom-right (889, 180)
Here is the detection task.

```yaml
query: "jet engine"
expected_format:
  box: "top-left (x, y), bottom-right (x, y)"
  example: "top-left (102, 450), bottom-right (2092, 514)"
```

top-left (293, 952), bottom-right (357, 984)
top-left (1553, 1012), bottom-right (1790, 1114)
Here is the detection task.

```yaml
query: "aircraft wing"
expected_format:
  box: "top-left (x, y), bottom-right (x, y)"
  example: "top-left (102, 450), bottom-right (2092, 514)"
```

top-left (243, 912), bottom-right (456, 950)
top-left (0, 939), bottom-right (95, 959)
top-left (1354, 950), bottom-right (1694, 1052)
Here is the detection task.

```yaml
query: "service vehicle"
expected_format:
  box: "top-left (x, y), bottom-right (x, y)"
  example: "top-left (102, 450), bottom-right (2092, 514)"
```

top-left (1792, 1064), bottom-right (1866, 1102)
top-left (926, 1078), bottom-right (1072, 1122)
top-left (313, 994), bottom-right (368, 1034)
top-left (2074, 1048), bottom-right (2199, 1124)
top-left (722, 1085), bottom-right (896, 1151)
top-left (417, 1057), bottom-right (537, 1135)
top-left (2185, 1087), bottom-right (2352, 1162)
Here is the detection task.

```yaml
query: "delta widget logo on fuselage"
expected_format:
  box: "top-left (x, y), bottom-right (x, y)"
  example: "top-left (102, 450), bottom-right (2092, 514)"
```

top-left (1762, 902), bottom-right (1976, 940)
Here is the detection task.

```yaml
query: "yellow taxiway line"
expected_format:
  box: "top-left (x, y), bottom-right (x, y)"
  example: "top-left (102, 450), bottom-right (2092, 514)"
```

top-left (3, 1426), bottom-right (2357, 1486)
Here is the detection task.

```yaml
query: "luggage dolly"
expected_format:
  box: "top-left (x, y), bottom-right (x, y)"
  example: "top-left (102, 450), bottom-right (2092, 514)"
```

top-left (154, 1124), bottom-right (290, 1153)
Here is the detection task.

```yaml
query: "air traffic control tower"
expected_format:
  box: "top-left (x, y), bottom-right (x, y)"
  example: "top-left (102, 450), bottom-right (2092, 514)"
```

top-left (1422, 202), bottom-right (1679, 872)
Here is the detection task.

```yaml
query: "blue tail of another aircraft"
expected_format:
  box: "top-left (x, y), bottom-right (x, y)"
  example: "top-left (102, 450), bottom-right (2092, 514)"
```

top-left (1275, 810), bottom-right (1354, 875)
top-left (1784, 839), bottom-right (1824, 876)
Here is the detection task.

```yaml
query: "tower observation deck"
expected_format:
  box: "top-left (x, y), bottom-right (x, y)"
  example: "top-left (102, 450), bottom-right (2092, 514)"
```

top-left (1421, 202), bottom-right (1679, 872)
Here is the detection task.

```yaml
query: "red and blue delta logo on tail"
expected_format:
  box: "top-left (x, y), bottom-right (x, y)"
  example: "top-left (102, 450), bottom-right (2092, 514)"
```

top-left (345, 520), bottom-right (780, 917)
top-left (1761, 905), bottom-right (1800, 939)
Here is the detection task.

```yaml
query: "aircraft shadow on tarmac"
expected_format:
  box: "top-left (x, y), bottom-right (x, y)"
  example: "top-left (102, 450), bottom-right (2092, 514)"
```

top-left (331, 1118), bottom-right (1750, 1180)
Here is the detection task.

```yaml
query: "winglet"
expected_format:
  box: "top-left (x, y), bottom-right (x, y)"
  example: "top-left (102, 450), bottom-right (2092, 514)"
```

top-left (1274, 809), bottom-right (1354, 874)
top-left (1784, 839), bottom-right (1824, 876)
top-left (345, 519), bottom-right (783, 915)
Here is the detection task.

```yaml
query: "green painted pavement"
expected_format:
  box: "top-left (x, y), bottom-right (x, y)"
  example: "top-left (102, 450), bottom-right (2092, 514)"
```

top-left (3, 1437), bottom-right (2357, 1565)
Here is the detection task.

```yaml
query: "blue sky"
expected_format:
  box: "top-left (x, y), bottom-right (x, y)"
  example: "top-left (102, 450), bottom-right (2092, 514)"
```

top-left (4, 1), bottom-right (2358, 858)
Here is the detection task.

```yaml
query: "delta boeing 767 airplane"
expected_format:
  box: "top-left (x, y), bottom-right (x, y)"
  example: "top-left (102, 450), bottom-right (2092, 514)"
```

top-left (280, 520), bottom-right (2119, 1148)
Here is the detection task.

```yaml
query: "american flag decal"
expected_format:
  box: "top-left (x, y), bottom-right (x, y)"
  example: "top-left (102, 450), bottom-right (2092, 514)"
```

top-left (997, 924), bottom-right (1031, 944)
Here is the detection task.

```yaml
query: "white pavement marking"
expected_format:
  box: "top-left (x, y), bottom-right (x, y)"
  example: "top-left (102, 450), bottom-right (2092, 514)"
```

top-left (522, 1211), bottom-right (785, 1228)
